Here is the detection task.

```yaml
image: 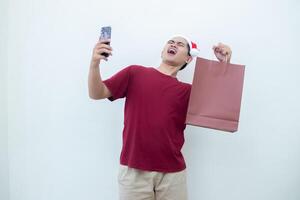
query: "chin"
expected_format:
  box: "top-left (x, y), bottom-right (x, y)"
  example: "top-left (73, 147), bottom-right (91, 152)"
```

top-left (163, 61), bottom-right (180, 68)
top-left (162, 58), bottom-right (173, 64)
top-left (162, 57), bottom-right (175, 64)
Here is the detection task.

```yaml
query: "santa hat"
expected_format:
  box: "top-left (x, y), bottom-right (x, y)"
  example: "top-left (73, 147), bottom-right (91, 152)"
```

top-left (171, 35), bottom-right (200, 57)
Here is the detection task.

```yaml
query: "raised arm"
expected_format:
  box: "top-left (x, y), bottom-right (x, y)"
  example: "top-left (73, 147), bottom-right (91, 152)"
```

top-left (88, 39), bottom-right (113, 100)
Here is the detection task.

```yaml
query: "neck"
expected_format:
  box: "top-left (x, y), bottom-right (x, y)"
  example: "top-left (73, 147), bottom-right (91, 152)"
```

top-left (157, 62), bottom-right (180, 78)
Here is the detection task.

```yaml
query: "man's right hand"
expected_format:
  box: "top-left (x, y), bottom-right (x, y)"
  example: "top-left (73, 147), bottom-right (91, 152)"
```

top-left (91, 39), bottom-right (113, 63)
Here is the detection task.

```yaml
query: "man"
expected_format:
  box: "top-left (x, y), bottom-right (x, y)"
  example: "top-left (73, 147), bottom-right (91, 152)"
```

top-left (88, 35), bottom-right (232, 200)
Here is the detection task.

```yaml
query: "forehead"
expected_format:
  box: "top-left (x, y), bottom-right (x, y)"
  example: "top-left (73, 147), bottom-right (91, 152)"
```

top-left (169, 37), bottom-right (188, 44)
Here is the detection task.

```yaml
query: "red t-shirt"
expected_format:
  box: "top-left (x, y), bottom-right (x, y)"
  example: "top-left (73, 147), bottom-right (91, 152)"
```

top-left (103, 65), bottom-right (191, 172)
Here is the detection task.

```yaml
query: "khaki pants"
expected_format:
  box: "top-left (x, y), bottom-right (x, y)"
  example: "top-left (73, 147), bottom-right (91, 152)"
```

top-left (118, 164), bottom-right (188, 200)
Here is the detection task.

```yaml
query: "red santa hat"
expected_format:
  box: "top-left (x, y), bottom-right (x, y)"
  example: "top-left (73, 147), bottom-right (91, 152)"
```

top-left (171, 35), bottom-right (200, 57)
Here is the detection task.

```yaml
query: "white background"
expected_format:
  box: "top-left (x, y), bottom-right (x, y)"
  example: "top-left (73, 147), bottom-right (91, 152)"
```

top-left (1, 0), bottom-right (300, 199)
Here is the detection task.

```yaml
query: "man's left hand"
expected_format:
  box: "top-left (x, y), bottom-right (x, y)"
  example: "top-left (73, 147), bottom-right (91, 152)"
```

top-left (213, 43), bottom-right (232, 63)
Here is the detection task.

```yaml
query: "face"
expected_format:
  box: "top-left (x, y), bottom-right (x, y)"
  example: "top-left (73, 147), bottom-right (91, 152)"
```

top-left (161, 36), bottom-right (192, 68)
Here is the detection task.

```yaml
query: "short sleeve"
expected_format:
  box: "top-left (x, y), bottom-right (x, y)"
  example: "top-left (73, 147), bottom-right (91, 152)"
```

top-left (102, 66), bottom-right (132, 101)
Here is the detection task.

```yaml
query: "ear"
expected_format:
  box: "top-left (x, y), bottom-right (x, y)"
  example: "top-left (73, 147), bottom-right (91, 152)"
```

top-left (186, 56), bottom-right (193, 64)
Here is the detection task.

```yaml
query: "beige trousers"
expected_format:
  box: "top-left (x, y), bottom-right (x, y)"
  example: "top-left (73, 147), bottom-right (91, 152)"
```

top-left (118, 164), bottom-right (188, 200)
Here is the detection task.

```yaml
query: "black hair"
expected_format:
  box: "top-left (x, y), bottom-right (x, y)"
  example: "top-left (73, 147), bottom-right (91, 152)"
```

top-left (179, 43), bottom-right (191, 71)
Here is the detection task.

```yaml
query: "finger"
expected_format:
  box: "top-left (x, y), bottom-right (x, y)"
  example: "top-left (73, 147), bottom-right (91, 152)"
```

top-left (216, 48), bottom-right (222, 53)
top-left (226, 49), bottom-right (232, 56)
top-left (95, 51), bottom-right (110, 58)
top-left (95, 41), bottom-right (110, 49)
top-left (95, 42), bottom-right (112, 50)
top-left (97, 40), bottom-right (111, 46)
top-left (220, 47), bottom-right (230, 55)
top-left (96, 49), bottom-right (112, 55)
top-left (221, 49), bottom-right (228, 55)
top-left (95, 43), bottom-right (113, 50)
top-left (213, 46), bottom-right (220, 52)
top-left (98, 38), bottom-right (111, 44)
top-left (96, 46), bottom-right (113, 52)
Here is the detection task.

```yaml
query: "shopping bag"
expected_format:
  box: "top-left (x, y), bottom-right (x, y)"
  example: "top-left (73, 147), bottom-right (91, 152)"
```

top-left (185, 57), bottom-right (245, 132)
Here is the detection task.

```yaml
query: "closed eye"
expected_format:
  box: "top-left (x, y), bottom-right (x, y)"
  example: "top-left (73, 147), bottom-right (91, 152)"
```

top-left (167, 40), bottom-right (186, 47)
top-left (168, 40), bottom-right (175, 44)
top-left (177, 42), bottom-right (185, 47)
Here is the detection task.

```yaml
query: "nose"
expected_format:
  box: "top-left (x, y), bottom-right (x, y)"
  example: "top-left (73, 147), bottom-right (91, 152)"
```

top-left (170, 43), bottom-right (177, 48)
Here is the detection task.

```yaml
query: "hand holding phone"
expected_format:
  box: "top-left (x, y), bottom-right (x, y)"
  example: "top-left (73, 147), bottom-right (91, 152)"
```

top-left (99, 26), bottom-right (111, 57)
top-left (91, 26), bottom-right (112, 63)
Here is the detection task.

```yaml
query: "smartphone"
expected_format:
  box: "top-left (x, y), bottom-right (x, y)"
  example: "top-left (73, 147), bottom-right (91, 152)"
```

top-left (99, 26), bottom-right (111, 57)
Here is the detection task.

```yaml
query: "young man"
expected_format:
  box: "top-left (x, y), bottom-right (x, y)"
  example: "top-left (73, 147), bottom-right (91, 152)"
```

top-left (88, 35), bottom-right (232, 200)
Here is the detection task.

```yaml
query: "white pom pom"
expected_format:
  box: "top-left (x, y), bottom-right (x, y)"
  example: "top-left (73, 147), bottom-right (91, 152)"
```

top-left (190, 49), bottom-right (200, 57)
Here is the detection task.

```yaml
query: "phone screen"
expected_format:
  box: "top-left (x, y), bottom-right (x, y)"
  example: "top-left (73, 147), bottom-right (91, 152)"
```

top-left (100, 26), bottom-right (111, 42)
top-left (99, 26), bottom-right (111, 57)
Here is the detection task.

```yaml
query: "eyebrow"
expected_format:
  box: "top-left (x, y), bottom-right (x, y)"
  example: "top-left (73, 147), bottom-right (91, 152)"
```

top-left (168, 40), bottom-right (186, 46)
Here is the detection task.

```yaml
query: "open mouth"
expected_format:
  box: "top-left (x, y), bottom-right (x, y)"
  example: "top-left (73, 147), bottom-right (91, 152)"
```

top-left (167, 48), bottom-right (177, 55)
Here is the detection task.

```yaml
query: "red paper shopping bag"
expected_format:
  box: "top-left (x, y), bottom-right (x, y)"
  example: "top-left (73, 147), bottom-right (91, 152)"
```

top-left (185, 57), bottom-right (245, 132)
